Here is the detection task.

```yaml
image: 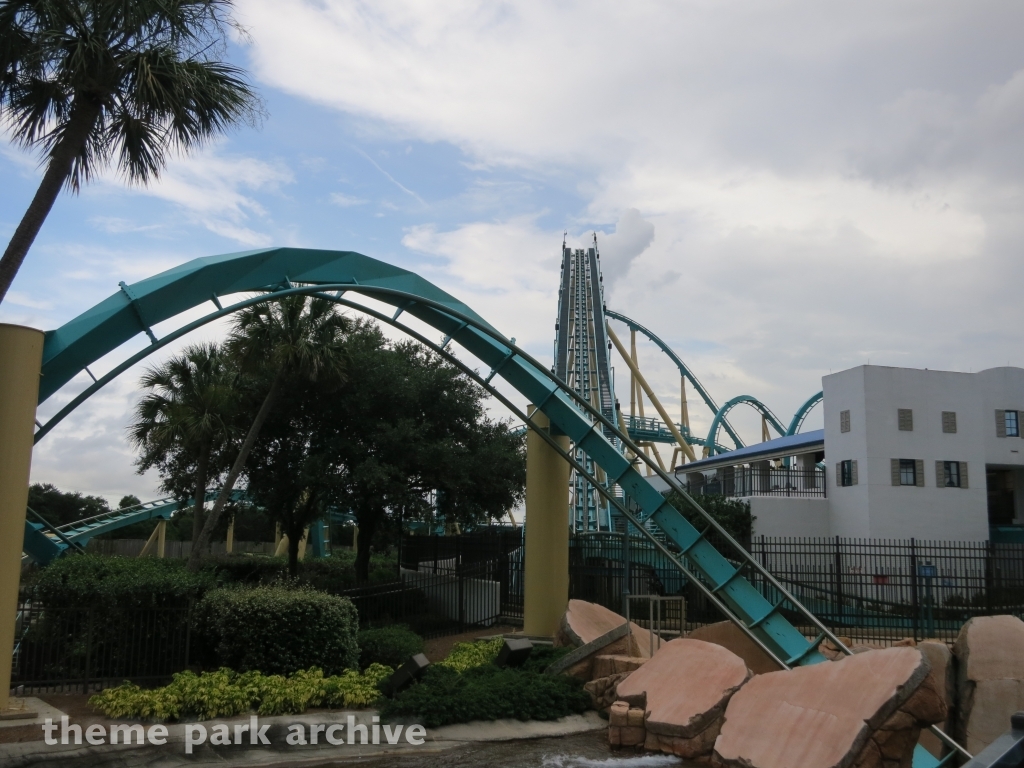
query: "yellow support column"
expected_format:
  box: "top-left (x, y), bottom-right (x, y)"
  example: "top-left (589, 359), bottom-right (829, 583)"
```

top-left (0, 324), bottom-right (44, 713)
top-left (225, 517), bottom-right (234, 554)
top-left (523, 406), bottom-right (570, 637)
top-left (156, 519), bottom-right (166, 558)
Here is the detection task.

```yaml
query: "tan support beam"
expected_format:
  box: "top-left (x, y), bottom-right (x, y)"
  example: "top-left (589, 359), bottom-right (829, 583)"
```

top-left (761, 415), bottom-right (770, 443)
top-left (139, 522), bottom-right (161, 557)
top-left (607, 323), bottom-right (697, 463)
top-left (0, 324), bottom-right (45, 712)
top-left (523, 405), bottom-right (571, 637)
top-left (156, 519), bottom-right (166, 558)
top-left (226, 516), bottom-right (234, 554)
top-left (274, 533), bottom-right (288, 557)
top-left (274, 523), bottom-right (282, 550)
top-left (680, 376), bottom-right (690, 431)
top-left (297, 526), bottom-right (309, 561)
top-left (629, 328), bottom-right (637, 418)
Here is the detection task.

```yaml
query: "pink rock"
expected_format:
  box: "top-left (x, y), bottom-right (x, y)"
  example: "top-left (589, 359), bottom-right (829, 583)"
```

top-left (715, 647), bottom-right (932, 768)
top-left (555, 599), bottom-right (653, 658)
top-left (954, 615), bottom-right (1024, 754)
top-left (688, 620), bottom-right (784, 675)
top-left (616, 638), bottom-right (751, 740)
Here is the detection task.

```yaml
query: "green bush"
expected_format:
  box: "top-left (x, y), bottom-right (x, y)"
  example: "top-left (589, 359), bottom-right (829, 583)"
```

top-left (194, 585), bottom-right (359, 675)
top-left (202, 551), bottom-right (398, 593)
top-left (380, 664), bottom-right (590, 727)
top-left (89, 664), bottom-right (392, 721)
top-left (26, 555), bottom-right (211, 607)
top-left (357, 626), bottom-right (424, 669)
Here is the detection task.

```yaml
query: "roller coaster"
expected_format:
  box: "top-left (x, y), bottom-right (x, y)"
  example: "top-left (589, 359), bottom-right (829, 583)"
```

top-left (16, 245), bottom-right (962, 765)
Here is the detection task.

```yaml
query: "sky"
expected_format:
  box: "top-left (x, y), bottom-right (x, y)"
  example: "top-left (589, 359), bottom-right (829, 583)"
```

top-left (2, 0), bottom-right (1024, 504)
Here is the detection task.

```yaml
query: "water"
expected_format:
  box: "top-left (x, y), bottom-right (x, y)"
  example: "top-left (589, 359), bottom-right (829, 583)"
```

top-left (321, 731), bottom-right (692, 768)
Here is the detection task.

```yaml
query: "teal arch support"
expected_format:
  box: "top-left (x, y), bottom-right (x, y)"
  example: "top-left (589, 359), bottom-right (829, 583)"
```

top-left (36, 247), bottom-right (837, 670)
top-left (787, 391), bottom-right (823, 435)
top-left (604, 309), bottom-right (744, 451)
top-left (705, 395), bottom-right (787, 457)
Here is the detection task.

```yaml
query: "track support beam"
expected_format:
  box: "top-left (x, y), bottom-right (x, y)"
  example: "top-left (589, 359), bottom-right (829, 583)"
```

top-left (523, 406), bottom-right (571, 637)
top-left (0, 324), bottom-right (45, 712)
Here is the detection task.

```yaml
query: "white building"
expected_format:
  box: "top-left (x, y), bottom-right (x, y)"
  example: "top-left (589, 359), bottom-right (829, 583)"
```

top-left (668, 365), bottom-right (1024, 542)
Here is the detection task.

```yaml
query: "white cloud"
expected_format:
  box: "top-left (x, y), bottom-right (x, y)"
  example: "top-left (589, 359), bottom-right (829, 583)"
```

top-left (130, 151), bottom-right (294, 246)
top-left (597, 209), bottom-right (655, 288)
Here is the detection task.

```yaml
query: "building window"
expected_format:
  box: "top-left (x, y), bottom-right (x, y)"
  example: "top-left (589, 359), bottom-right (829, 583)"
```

top-left (1006, 410), bottom-right (1019, 437)
top-left (944, 461), bottom-right (960, 488)
top-left (892, 458), bottom-right (924, 487)
top-left (898, 409), bottom-right (913, 431)
top-left (839, 459), bottom-right (858, 486)
top-left (840, 410), bottom-right (851, 433)
top-left (942, 411), bottom-right (957, 434)
top-left (900, 459), bottom-right (916, 485)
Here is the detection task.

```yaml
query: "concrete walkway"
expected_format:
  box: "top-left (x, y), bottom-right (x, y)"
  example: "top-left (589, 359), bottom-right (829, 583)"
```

top-left (0, 709), bottom-right (606, 767)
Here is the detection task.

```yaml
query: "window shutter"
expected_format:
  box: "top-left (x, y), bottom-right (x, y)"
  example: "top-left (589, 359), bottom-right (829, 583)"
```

top-left (996, 410), bottom-right (1006, 438)
top-left (891, 459), bottom-right (900, 486)
top-left (942, 411), bottom-right (957, 434)
top-left (851, 460), bottom-right (859, 485)
top-left (836, 463), bottom-right (841, 486)
top-left (960, 462), bottom-right (968, 489)
top-left (840, 410), bottom-right (850, 433)
top-left (915, 459), bottom-right (925, 487)
top-left (936, 460), bottom-right (944, 487)
top-left (898, 409), bottom-right (913, 431)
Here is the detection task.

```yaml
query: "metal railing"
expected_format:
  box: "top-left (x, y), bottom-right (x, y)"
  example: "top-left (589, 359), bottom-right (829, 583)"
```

top-left (684, 467), bottom-right (827, 499)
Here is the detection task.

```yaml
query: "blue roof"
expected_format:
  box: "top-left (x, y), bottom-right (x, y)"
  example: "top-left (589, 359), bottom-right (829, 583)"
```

top-left (676, 429), bottom-right (824, 473)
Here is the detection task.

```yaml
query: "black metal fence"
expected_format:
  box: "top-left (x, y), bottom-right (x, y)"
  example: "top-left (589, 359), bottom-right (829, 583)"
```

top-left (15, 532), bottom-right (1024, 691)
top-left (12, 598), bottom-right (193, 692)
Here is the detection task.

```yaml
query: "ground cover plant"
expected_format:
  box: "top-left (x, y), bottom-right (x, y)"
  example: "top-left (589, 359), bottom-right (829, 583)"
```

top-left (380, 639), bottom-right (587, 727)
top-left (89, 665), bottom-right (393, 720)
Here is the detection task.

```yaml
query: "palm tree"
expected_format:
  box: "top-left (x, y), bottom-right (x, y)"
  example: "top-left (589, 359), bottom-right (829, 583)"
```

top-left (0, 0), bottom-right (260, 303)
top-left (187, 295), bottom-right (350, 571)
top-left (128, 341), bottom-right (234, 546)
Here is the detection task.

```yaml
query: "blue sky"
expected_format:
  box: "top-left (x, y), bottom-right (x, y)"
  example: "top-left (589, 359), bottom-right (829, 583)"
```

top-left (3, 0), bottom-right (1024, 502)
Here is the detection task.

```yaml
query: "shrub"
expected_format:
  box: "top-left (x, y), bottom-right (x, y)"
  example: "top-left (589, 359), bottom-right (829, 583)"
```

top-left (436, 638), bottom-right (503, 672)
top-left (26, 555), bottom-right (211, 607)
top-left (89, 664), bottom-right (393, 721)
top-left (202, 551), bottom-right (399, 594)
top-left (193, 585), bottom-right (359, 675)
top-left (379, 664), bottom-right (590, 727)
top-left (357, 626), bottom-right (424, 670)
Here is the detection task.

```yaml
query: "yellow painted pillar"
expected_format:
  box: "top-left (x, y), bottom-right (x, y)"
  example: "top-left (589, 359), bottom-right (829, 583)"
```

top-left (0, 324), bottom-right (44, 712)
top-left (297, 526), bottom-right (309, 561)
top-left (156, 519), bottom-right (166, 559)
top-left (523, 406), bottom-right (571, 637)
top-left (225, 517), bottom-right (234, 554)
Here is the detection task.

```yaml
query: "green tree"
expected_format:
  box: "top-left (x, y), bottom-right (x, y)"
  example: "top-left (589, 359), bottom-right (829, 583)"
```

top-left (27, 482), bottom-right (109, 526)
top-left (319, 328), bottom-right (525, 581)
top-left (128, 341), bottom-right (234, 546)
top-left (0, 0), bottom-right (261, 303)
top-left (665, 491), bottom-right (755, 546)
top-left (187, 295), bottom-right (350, 571)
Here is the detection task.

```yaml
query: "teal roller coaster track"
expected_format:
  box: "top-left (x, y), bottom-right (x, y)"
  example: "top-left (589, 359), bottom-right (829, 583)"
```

top-left (22, 246), bottom-right (962, 765)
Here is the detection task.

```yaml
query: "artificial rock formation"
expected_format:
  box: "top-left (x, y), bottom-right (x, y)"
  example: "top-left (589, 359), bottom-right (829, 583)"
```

top-left (954, 615), bottom-right (1024, 754)
top-left (613, 638), bottom-right (751, 760)
top-left (715, 647), bottom-right (945, 768)
top-left (554, 599), bottom-right (653, 657)
top-left (688, 620), bottom-right (784, 674)
top-left (916, 640), bottom-right (956, 758)
top-left (584, 655), bottom-right (649, 709)
top-left (551, 600), bottom-right (654, 679)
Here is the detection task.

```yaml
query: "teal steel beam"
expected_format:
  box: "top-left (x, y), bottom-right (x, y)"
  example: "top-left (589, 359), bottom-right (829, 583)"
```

top-left (604, 309), bottom-right (744, 450)
top-left (705, 395), bottom-right (788, 457)
top-left (787, 391), bottom-right (823, 435)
